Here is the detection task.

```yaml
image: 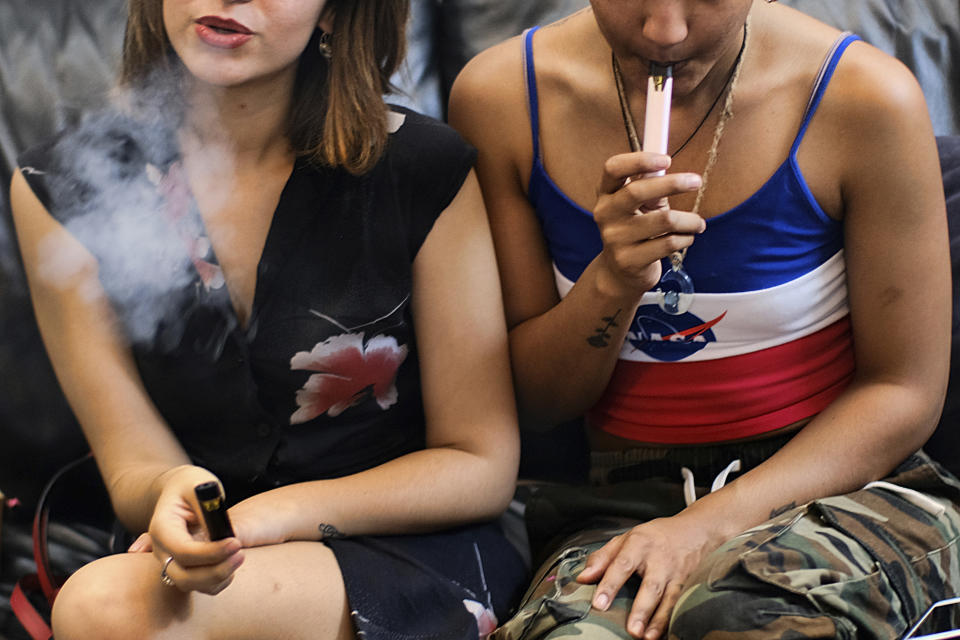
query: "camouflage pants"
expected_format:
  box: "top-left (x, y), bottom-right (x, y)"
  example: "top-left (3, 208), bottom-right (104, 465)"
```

top-left (491, 452), bottom-right (960, 640)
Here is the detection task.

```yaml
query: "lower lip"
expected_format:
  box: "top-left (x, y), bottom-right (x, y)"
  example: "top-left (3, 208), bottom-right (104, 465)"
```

top-left (653, 61), bottom-right (684, 75)
top-left (195, 24), bottom-right (253, 49)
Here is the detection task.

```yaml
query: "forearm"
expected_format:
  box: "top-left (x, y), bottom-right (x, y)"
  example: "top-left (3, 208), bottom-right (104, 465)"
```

top-left (510, 258), bottom-right (643, 427)
top-left (686, 378), bottom-right (944, 544)
top-left (11, 172), bottom-right (199, 533)
top-left (232, 445), bottom-right (518, 543)
top-left (109, 463), bottom-right (213, 534)
top-left (40, 311), bottom-right (197, 532)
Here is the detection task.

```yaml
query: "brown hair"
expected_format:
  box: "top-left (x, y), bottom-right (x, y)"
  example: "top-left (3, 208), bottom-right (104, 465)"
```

top-left (120, 0), bottom-right (409, 175)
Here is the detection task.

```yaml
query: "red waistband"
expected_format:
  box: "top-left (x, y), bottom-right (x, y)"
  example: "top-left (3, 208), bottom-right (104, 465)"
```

top-left (588, 318), bottom-right (855, 444)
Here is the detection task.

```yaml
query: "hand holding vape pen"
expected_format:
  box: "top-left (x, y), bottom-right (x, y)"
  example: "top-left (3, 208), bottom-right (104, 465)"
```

top-left (194, 481), bottom-right (235, 541)
top-left (642, 62), bottom-right (673, 176)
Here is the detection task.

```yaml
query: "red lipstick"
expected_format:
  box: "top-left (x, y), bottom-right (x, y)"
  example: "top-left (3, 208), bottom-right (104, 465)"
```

top-left (195, 16), bottom-right (253, 49)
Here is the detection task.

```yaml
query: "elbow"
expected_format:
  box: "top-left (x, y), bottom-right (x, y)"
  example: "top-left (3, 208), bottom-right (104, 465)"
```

top-left (914, 391), bottom-right (947, 453)
top-left (514, 383), bottom-right (595, 432)
top-left (484, 475), bottom-right (520, 520)
top-left (479, 483), bottom-right (517, 521)
top-left (905, 371), bottom-right (949, 452)
top-left (106, 492), bottom-right (147, 536)
top-left (472, 446), bottom-right (520, 519)
top-left (860, 374), bottom-right (948, 459)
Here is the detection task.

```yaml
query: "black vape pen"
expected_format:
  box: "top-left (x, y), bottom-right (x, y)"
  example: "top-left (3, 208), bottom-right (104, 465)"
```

top-left (194, 481), bottom-right (235, 540)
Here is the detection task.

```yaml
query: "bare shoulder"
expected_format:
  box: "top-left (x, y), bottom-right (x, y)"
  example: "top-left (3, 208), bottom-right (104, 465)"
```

top-left (447, 33), bottom-right (527, 141)
top-left (805, 30), bottom-right (933, 182)
top-left (829, 41), bottom-right (928, 132)
top-left (761, 2), bottom-right (927, 133)
top-left (448, 8), bottom-right (595, 146)
top-left (769, 7), bottom-right (941, 220)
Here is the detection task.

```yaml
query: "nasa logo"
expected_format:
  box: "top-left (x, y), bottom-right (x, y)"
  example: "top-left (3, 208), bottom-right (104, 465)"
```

top-left (627, 305), bottom-right (727, 362)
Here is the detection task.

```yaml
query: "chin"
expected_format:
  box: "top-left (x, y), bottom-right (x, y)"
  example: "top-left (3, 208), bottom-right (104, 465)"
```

top-left (182, 63), bottom-right (258, 90)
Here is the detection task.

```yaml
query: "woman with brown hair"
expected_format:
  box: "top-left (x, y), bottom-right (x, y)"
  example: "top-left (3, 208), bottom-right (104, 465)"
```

top-left (10, 1), bottom-right (526, 638)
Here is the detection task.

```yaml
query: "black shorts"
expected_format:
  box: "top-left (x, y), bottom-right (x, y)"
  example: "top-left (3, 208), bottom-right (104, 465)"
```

top-left (327, 521), bottom-right (527, 639)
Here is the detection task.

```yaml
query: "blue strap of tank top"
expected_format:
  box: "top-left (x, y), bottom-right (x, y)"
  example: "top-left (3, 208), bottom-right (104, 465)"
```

top-left (791, 32), bottom-right (861, 155)
top-left (522, 27), bottom-right (542, 162)
top-left (524, 28), bottom-right (858, 163)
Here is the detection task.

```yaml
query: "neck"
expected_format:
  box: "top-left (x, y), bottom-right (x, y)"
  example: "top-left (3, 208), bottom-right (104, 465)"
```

top-left (612, 20), bottom-right (748, 159)
top-left (684, 24), bottom-right (748, 107)
top-left (180, 71), bottom-right (296, 166)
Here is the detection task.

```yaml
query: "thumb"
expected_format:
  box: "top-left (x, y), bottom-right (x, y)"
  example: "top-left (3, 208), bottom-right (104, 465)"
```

top-left (127, 532), bottom-right (153, 553)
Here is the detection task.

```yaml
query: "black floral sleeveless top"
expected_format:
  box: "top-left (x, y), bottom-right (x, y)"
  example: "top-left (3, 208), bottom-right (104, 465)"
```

top-left (19, 106), bottom-right (476, 502)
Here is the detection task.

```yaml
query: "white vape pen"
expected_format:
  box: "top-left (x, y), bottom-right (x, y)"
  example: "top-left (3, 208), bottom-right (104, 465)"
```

top-left (642, 63), bottom-right (673, 175)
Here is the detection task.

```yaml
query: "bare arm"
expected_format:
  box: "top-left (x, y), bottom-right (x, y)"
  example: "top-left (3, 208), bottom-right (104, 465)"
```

top-left (224, 171), bottom-right (521, 544)
top-left (685, 41), bottom-right (950, 542)
top-left (448, 40), bottom-right (704, 428)
top-left (14, 164), bottom-right (521, 592)
top-left (10, 169), bottom-right (205, 533)
top-left (578, 43), bottom-right (952, 640)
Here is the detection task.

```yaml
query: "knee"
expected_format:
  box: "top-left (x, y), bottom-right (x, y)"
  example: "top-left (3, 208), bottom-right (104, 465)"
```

top-left (667, 581), bottom-right (755, 639)
top-left (667, 581), bottom-right (840, 640)
top-left (51, 555), bottom-right (159, 640)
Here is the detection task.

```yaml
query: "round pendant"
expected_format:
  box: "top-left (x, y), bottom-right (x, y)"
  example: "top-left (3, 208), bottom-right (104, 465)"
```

top-left (657, 267), bottom-right (694, 315)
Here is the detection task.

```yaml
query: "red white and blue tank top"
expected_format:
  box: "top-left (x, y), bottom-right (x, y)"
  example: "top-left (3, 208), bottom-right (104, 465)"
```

top-left (523, 28), bottom-right (860, 444)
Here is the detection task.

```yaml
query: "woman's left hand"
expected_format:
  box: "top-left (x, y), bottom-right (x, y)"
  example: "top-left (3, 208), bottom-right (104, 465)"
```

top-left (576, 513), bottom-right (724, 640)
top-left (225, 492), bottom-right (297, 548)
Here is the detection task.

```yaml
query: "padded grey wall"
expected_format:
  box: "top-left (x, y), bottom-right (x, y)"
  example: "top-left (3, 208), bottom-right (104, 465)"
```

top-left (0, 0), bottom-right (127, 509)
top-left (392, 0), bottom-right (593, 118)
top-left (782, 0), bottom-right (960, 136)
top-left (421, 0), bottom-right (960, 134)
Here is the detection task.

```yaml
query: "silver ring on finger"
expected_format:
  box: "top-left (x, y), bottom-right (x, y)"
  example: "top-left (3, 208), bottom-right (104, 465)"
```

top-left (160, 555), bottom-right (177, 588)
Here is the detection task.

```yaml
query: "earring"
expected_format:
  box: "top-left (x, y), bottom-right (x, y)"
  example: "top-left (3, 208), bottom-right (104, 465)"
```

top-left (317, 31), bottom-right (332, 59)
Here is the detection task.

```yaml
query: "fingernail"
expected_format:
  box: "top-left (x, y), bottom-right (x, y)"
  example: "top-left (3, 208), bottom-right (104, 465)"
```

top-left (654, 155), bottom-right (671, 169)
top-left (629, 617), bottom-right (645, 635)
top-left (684, 174), bottom-right (702, 190)
top-left (593, 592), bottom-right (609, 610)
top-left (645, 628), bottom-right (659, 640)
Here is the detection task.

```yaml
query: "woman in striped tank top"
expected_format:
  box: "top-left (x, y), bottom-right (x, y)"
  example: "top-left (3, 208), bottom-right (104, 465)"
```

top-left (451, 0), bottom-right (960, 637)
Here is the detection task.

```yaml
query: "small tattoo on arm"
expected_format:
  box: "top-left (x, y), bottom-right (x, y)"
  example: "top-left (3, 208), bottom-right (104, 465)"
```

top-left (769, 502), bottom-right (797, 519)
top-left (587, 309), bottom-right (622, 348)
top-left (318, 524), bottom-right (344, 540)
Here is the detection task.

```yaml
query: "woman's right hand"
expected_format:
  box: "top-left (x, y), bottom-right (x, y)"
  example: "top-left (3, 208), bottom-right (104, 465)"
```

top-left (593, 152), bottom-right (706, 299)
top-left (145, 465), bottom-right (245, 595)
top-left (576, 510), bottom-right (727, 640)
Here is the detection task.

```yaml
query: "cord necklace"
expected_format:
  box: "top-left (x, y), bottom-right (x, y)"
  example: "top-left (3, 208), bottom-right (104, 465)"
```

top-left (612, 21), bottom-right (749, 314)
top-left (613, 26), bottom-right (748, 159)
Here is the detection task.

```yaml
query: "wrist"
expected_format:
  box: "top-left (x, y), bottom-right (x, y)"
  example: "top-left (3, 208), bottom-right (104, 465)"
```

top-left (680, 487), bottom-right (765, 546)
top-left (590, 254), bottom-right (656, 303)
top-left (231, 483), bottom-right (328, 545)
top-left (153, 465), bottom-right (217, 500)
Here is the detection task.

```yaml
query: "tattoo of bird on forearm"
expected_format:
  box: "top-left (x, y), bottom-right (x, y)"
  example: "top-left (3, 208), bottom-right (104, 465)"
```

top-left (587, 309), bottom-right (622, 348)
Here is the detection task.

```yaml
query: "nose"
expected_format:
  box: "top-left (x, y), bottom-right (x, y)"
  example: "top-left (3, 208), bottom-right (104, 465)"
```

top-left (641, 3), bottom-right (689, 50)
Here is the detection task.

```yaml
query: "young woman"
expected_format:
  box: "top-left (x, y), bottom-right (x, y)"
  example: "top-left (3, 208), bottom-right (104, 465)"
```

top-left (449, 0), bottom-right (960, 638)
top-left (11, 1), bottom-right (526, 638)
